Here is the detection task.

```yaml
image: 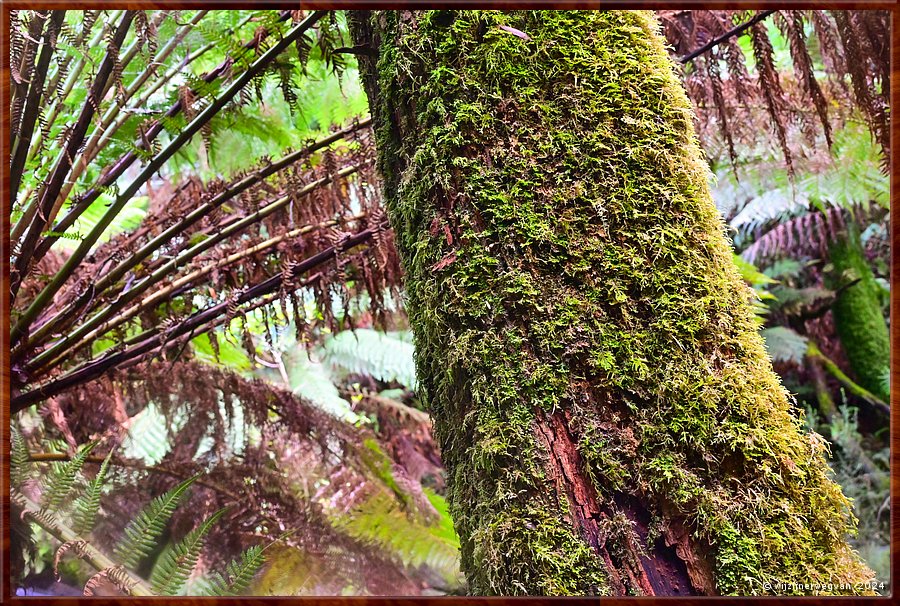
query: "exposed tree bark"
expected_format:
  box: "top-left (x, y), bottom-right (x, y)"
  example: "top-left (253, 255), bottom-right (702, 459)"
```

top-left (825, 223), bottom-right (890, 402)
top-left (351, 9), bottom-right (874, 596)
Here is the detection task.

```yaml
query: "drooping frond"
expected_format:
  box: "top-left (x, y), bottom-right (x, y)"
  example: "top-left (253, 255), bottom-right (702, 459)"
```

top-left (660, 10), bottom-right (890, 172)
top-left (741, 205), bottom-right (884, 265)
top-left (775, 10), bottom-right (832, 148)
top-left (113, 475), bottom-right (198, 569)
top-left (332, 490), bottom-right (462, 587)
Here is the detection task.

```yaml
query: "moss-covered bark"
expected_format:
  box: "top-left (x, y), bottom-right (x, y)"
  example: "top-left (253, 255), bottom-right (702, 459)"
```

top-left (825, 223), bottom-right (890, 402)
top-left (351, 10), bottom-right (874, 596)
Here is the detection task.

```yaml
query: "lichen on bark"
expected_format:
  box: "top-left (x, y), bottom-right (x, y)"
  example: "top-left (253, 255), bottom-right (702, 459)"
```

top-left (351, 9), bottom-right (875, 596)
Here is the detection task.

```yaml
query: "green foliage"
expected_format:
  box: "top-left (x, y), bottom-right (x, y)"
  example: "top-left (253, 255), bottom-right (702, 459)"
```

top-left (822, 405), bottom-right (890, 591)
top-left (114, 475), bottom-right (198, 569)
top-left (202, 544), bottom-right (268, 596)
top-left (322, 329), bottom-right (417, 389)
top-left (11, 423), bottom-right (32, 487)
top-left (17, 436), bottom-right (269, 596)
top-left (59, 195), bottom-right (149, 254)
top-left (119, 402), bottom-right (171, 465)
top-left (284, 348), bottom-right (361, 422)
top-left (760, 326), bottom-right (808, 364)
top-left (762, 258), bottom-right (803, 280)
top-left (41, 441), bottom-right (97, 513)
top-left (333, 490), bottom-right (462, 587)
top-left (72, 451), bottom-right (113, 536)
top-left (733, 254), bottom-right (776, 322)
top-left (720, 123), bottom-right (888, 239)
top-left (192, 331), bottom-right (253, 373)
top-left (151, 507), bottom-right (229, 596)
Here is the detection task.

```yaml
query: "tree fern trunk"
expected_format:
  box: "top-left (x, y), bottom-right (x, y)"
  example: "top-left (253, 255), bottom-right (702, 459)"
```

top-left (351, 10), bottom-right (874, 596)
top-left (826, 223), bottom-right (890, 402)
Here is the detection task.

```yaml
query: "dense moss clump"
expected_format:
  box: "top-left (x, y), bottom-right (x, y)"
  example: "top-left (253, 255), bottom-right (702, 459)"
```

top-left (353, 10), bottom-right (875, 595)
top-left (826, 224), bottom-right (890, 402)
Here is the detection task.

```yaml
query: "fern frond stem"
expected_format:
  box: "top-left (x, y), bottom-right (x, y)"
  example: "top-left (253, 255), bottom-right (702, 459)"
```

top-left (99, 9), bottom-right (222, 133)
top-left (37, 10), bottom-right (171, 240)
top-left (11, 489), bottom-right (154, 596)
top-left (45, 11), bottom-right (209, 226)
top-left (23, 10), bottom-right (123, 166)
top-left (11, 11), bottom-right (49, 141)
top-left (11, 10), bottom-right (136, 304)
top-left (82, 10), bottom-right (256, 170)
top-left (26, 11), bottom-right (115, 158)
top-left (19, 157), bottom-right (367, 369)
top-left (29, 453), bottom-right (243, 498)
top-left (11, 11), bottom-right (327, 348)
top-left (679, 10), bottom-right (776, 64)
top-left (48, 12), bottom-right (228, 218)
top-left (30, 213), bottom-right (366, 375)
top-left (49, 118), bottom-right (371, 333)
top-left (118, 289), bottom-right (285, 365)
top-left (12, 220), bottom-right (384, 412)
top-left (28, 454), bottom-right (293, 538)
top-left (32, 11), bottom-right (287, 266)
top-left (805, 341), bottom-right (889, 416)
top-left (9, 11), bottom-right (66, 204)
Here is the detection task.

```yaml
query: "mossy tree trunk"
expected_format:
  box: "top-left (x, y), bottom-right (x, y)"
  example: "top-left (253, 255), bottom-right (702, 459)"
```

top-left (825, 223), bottom-right (890, 402)
top-left (350, 10), bottom-right (874, 596)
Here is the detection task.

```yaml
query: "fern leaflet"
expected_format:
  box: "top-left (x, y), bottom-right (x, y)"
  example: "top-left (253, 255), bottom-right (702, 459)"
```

top-left (113, 475), bottom-right (198, 569)
top-left (201, 544), bottom-right (267, 596)
top-left (150, 507), bottom-right (228, 596)
top-left (72, 450), bottom-right (113, 536)
top-left (11, 423), bottom-right (31, 487)
top-left (41, 441), bottom-right (97, 513)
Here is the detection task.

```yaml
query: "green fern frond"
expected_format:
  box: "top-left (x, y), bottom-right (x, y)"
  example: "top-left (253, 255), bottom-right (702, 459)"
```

top-left (282, 349), bottom-right (360, 422)
top-left (321, 329), bottom-right (417, 389)
top-left (150, 507), bottom-right (229, 596)
top-left (761, 326), bottom-right (809, 364)
top-left (72, 450), bottom-right (113, 536)
top-left (41, 441), bottom-right (97, 513)
top-left (201, 543), bottom-right (267, 596)
top-left (332, 490), bottom-right (462, 587)
top-left (763, 258), bottom-right (804, 280)
top-left (879, 367), bottom-right (890, 398)
top-left (114, 475), bottom-right (198, 570)
top-left (11, 423), bottom-right (32, 488)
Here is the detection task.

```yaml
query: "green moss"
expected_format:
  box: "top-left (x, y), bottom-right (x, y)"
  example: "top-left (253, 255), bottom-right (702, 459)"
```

top-left (362, 9), bottom-right (874, 595)
top-left (826, 223), bottom-right (890, 402)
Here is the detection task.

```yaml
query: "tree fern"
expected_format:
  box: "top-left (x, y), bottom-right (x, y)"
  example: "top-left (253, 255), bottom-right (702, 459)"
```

top-left (71, 450), bottom-right (113, 536)
top-left (201, 543), bottom-right (267, 596)
top-left (150, 507), bottom-right (228, 596)
top-left (113, 475), bottom-right (198, 569)
top-left (11, 423), bottom-right (32, 488)
top-left (41, 440), bottom-right (97, 513)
